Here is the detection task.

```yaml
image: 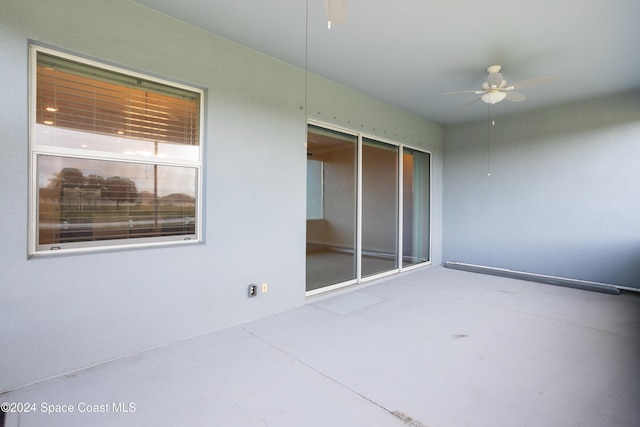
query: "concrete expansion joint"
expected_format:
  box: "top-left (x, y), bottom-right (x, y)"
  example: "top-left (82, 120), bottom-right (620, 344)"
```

top-left (240, 326), bottom-right (428, 426)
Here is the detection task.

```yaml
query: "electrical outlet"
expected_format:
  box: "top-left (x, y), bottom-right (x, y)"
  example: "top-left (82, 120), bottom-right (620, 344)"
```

top-left (248, 284), bottom-right (257, 297)
top-left (261, 282), bottom-right (268, 293)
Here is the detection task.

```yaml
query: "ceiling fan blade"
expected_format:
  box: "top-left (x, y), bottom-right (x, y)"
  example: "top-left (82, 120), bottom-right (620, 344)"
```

top-left (463, 97), bottom-right (482, 107)
top-left (504, 91), bottom-right (527, 102)
top-left (505, 76), bottom-right (556, 90)
top-left (325, 0), bottom-right (347, 26)
top-left (444, 90), bottom-right (485, 95)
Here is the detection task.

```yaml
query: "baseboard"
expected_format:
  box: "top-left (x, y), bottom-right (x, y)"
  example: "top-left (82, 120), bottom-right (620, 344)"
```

top-left (445, 262), bottom-right (621, 295)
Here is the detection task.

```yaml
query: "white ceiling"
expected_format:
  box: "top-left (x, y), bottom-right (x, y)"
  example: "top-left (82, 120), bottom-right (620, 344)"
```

top-left (133, 0), bottom-right (640, 125)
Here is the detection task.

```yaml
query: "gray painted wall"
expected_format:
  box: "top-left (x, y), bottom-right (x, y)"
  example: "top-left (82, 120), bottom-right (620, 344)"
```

top-left (443, 91), bottom-right (640, 289)
top-left (0, 0), bottom-right (443, 392)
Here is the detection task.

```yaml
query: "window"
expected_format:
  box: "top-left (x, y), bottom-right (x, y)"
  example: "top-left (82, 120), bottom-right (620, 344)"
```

top-left (29, 46), bottom-right (203, 255)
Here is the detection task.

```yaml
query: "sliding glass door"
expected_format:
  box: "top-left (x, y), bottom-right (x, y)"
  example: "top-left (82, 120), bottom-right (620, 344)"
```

top-left (361, 138), bottom-right (399, 277)
top-left (306, 125), bottom-right (357, 291)
top-left (306, 123), bottom-right (430, 293)
top-left (402, 148), bottom-right (430, 267)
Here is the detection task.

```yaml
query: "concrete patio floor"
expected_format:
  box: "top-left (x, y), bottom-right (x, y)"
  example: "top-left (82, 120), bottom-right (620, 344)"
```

top-left (3, 266), bottom-right (639, 426)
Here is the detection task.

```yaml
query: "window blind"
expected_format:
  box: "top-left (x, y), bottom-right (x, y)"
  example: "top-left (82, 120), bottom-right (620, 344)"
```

top-left (36, 52), bottom-right (200, 147)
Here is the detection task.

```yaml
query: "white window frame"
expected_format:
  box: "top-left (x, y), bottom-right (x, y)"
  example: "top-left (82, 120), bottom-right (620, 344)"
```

top-left (28, 45), bottom-right (205, 256)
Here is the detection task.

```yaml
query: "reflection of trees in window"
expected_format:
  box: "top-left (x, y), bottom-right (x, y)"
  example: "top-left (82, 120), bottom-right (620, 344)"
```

top-left (38, 165), bottom-right (196, 244)
top-left (43, 168), bottom-right (140, 209)
top-left (103, 176), bottom-right (138, 209)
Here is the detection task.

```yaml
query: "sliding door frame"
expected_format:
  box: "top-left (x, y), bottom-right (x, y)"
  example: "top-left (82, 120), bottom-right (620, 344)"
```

top-left (306, 120), bottom-right (432, 296)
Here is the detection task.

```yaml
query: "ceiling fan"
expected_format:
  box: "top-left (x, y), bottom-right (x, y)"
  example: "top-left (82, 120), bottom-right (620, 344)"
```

top-left (325, 0), bottom-right (347, 29)
top-left (445, 65), bottom-right (555, 106)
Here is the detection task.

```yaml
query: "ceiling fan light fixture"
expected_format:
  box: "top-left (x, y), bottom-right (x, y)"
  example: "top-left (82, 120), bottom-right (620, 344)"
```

top-left (481, 91), bottom-right (507, 104)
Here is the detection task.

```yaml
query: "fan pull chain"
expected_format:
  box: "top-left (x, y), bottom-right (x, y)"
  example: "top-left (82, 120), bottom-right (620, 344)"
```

top-left (487, 103), bottom-right (493, 176)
